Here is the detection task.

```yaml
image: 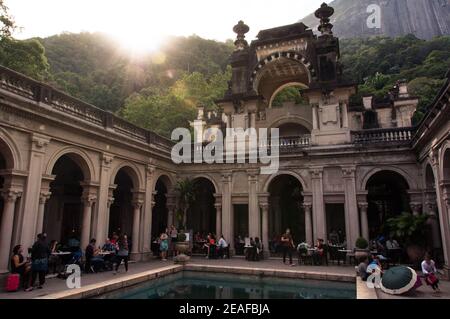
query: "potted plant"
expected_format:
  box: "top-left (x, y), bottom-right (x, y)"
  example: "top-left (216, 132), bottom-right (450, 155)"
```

top-left (354, 237), bottom-right (370, 259)
top-left (387, 212), bottom-right (429, 264)
top-left (174, 232), bottom-right (190, 264)
top-left (175, 178), bottom-right (196, 231)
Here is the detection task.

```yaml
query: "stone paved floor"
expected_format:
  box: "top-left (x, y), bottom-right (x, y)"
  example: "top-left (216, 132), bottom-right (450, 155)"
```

top-left (0, 257), bottom-right (354, 299)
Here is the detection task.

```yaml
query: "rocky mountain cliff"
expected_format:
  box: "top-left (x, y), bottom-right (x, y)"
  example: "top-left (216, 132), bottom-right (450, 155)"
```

top-left (301, 0), bottom-right (450, 39)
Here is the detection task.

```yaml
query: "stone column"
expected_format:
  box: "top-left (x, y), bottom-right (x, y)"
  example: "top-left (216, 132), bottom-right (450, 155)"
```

top-left (104, 185), bottom-right (116, 238)
top-left (142, 165), bottom-right (156, 256)
top-left (95, 154), bottom-right (114, 244)
top-left (215, 202), bottom-right (222, 237)
top-left (310, 168), bottom-right (326, 241)
top-left (312, 104), bottom-right (319, 130)
top-left (431, 156), bottom-right (450, 278)
top-left (36, 192), bottom-right (51, 236)
top-left (425, 202), bottom-right (442, 249)
top-left (20, 134), bottom-right (50, 249)
top-left (358, 202), bottom-right (369, 241)
top-left (247, 169), bottom-right (260, 239)
top-left (81, 193), bottom-right (97, 251)
top-left (410, 202), bottom-right (422, 216)
top-left (166, 195), bottom-right (176, 228)
top-left (221, 172), bottom-right (233, 254)
top-left (131, 198), bottom-right (144, 255)
top-left (303, 202), bottom-right (313, 246)
top-left (0, 190), bottom-right (22, 273)
top-left (342, 167), bottom-right (360, 249)
top-left (259, 194), bottom-right (270, 255)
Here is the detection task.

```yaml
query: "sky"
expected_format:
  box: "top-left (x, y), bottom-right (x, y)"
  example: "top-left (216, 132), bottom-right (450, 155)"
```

top-left (8, 0), bottom-right (331, 52)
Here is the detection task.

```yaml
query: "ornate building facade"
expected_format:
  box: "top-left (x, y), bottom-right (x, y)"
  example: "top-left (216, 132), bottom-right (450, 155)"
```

top-left (0, 4), bottom-right (449, 276)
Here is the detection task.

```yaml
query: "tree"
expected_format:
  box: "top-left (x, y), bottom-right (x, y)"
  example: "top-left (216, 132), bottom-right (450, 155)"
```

top-left (0, 0), bottom-right (15, 39)
top-left (175, 179), bottom-right (196, 230)
top-left (0, 37), bottom-right (50, 80)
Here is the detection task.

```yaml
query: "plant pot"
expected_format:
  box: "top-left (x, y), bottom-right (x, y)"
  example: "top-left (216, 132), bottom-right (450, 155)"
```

top-left (174, 241), bottom-right (191, 264)
top-left (354, 249), bottom-right (370, 260)
top-left (406, 244), bottom-right (425, 264)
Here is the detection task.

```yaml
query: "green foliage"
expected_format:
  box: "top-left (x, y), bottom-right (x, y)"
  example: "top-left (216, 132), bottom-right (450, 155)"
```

top-left (0, 37), bottom-right (50, 80)
top-left (341, 35), bottom-right (450, 113)
top-left (0, 0), bottom-right (15, 39)
top-left (175, 178), bottom-right (196, 230)
top-left (355, 237), bottom-right (369, 250)
top-left (177, 233), bottom-right (187, 242)
top-left (272, 86), bottom-right (308, 107)
top-left (120, 68), bottom-right (230, 137)
top-left (387, 212), bottom-right (429, 246)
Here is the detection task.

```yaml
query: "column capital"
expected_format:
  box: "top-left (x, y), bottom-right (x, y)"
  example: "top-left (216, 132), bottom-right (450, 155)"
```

top-left (82, 194), bottom-right (97, 207)
top-left (221, 171), bottom-right (233, 183)
top-left (31, 133), bottom-right (50, 152)
top-left (214, 203), bottom-right (222, 210)
top-left (247, 169), bottom-right (259, 182)
top-left (302, 202), bottom-right (312, 212)
top-left (358, 202), bottom-right (369, 211)
top-left (146, 165), bottom-right (156, 179)
top-left (410, 202), bottom-right (422, 214)
top-left (39, 191), bottom-right (52, 204)
top-left (101, 153), bottom-right (114, 168)
top-left (310, 168), bottom-right (323, 179)
top-left (342, 166), bottom-right (356, 178)
top-left (1, 190), bottom-right (22, 202)
top-left (132, 200), bottom-right (144, 210)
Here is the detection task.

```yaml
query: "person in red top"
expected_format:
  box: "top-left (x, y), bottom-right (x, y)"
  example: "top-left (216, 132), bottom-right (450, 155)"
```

top-left (313, 239), bottom-right (325, 265)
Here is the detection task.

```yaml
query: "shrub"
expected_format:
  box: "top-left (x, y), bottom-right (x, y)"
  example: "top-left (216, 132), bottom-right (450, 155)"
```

top-left (355, 237), bottom-right (369, 249)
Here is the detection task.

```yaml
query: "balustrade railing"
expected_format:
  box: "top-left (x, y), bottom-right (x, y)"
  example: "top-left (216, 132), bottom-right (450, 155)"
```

top-left (351, 127), bottom-right (415, 144)
top-left (0, 65), bottom-right (173, 151)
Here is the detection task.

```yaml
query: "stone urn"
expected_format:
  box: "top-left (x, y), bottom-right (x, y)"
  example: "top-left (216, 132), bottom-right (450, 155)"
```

top-left (174, 233), bottom-right (191, 264)
top-left (354, 249), bottom-right (370, 260)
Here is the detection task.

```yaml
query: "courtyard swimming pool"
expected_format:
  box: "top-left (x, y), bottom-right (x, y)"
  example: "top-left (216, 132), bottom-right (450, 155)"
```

top-left (95, 271), bottom-right (355, 299)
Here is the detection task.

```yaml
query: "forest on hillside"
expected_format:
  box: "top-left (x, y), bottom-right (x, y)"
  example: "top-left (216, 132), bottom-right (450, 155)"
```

top-left (1, 2), bottom-right (450, 137)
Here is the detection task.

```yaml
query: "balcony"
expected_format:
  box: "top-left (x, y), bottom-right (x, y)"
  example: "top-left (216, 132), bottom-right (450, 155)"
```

top-left (351, 127), bottom-right (415, 145)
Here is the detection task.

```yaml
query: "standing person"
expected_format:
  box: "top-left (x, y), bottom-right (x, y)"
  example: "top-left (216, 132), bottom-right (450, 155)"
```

top-left (30, 233), bottom-right (50, 289)
top-left (170, 225), bottom-right (178, 257)
top-left (10, 245), bottom-right (32, 291)
top-left (114, 235), bottom-right (129, 274)
top-left (421, 253), bottom-right (440, 292)
top-left (281, 229), bottom-right (295, 266)
top-left (217, 235), bottom-right (229, 259)
top-left (160, 232), bottom-right (169, 261)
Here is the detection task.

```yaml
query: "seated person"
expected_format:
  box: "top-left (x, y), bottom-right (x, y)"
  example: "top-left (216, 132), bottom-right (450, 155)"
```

top-left (254, 237), bottom-right (263, 261)
top-left (357, 257), bottom-right (369, 281)
top-left (10, 245), bottom-right (32, 291)
top-left (386, 237), bottom-right (400, 250)
top-left (329, 229), bottom-right (339, 245)
top-left (366, 255), bottom-right (383, 276)
top-left (217, 235), bottom-right (229, 258)
top-left (313, 239), bottom-right (325, 265)
top-left (102, 238), bottom-right (116, 269)
top-left (67, 234), bottom-right (81, 252)
top-left (85, 238), bottom-right (105, 273)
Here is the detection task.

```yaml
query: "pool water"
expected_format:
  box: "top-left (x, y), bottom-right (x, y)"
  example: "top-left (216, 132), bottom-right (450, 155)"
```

top-left (96, 271), bottom-right (355, 299)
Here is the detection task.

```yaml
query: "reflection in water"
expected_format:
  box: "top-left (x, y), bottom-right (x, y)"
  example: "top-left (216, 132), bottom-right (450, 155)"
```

top-left (99, 272), bottom-right (355, 300)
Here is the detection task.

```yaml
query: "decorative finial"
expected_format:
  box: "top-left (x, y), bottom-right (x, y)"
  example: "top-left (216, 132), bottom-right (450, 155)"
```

top-left (233, 21), bottom-right (250, 50)
top-left (315, 3), bottom-right (334, 36)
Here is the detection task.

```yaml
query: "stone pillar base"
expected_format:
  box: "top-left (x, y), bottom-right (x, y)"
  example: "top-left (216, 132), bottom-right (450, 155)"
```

top-left (140, 251), bottom-right (152, 262)
top-left (441, 265), bottom-right (450, 280)
top-left (263, 250), bottom-right (271, 259)
top-left (130, 252), bottom-right (143, 262)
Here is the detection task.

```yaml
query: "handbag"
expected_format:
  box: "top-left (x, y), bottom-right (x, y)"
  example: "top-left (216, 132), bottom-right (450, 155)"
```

top-left (426, 273), bottom-right (438, 285)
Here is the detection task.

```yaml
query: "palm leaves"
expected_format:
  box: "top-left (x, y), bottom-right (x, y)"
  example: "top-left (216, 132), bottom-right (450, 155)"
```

top-left (386, 212), bottom-right (429, 245)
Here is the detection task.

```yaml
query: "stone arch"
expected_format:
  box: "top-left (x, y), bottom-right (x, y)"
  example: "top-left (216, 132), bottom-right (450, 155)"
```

top-left (268, 115), bottom-right (313, 133)
top-left (46, 147), bottom-right (95, 182)
top-left (263, 170), bottom-right (308, 193)
top-left (250, 51), bottom-right (316, 90)
top-left (440, 141), bottom-right (450, 181)
top-left (422, 159), bottom-right (436, 189)
top-left (0, 128), bottom-right (21, 170)
top-left (268, 82), bottom-right (309, 108)
top-left (360, 166), bottom-right (416, 192)
top-left (152, 172), bottom-right (175, 193)
top-left (191, 174), bottom-right (219, 193)
top-left (110, 161), bottom-right (143, 190)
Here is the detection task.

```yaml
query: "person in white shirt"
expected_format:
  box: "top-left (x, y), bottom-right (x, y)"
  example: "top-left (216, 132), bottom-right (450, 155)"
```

top-left (386, 237), bottom-right (400, 250)
top-left (218, 235), bottom-right (229, 259)
top-left (421, 253), bottom-right (440, 292)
